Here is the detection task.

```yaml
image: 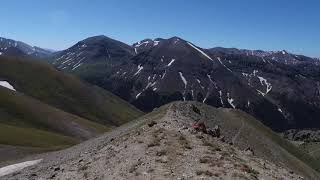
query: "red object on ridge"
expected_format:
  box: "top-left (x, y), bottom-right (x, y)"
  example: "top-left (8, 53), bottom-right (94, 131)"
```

top-left (192, 122), bottom-right (207, 133)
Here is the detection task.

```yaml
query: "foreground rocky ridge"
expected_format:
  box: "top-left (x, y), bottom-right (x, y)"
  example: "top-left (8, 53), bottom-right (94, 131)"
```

top-left (3, 102), bottom-right (317, 179)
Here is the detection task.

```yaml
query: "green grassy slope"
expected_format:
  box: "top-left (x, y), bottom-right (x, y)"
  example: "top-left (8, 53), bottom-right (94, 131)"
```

top-left (299, 142), bottom-right (320, 161)
top-left (229, 110), bottom-right (319, 176)
top-left (170, 102), bottom-right (320, 179)
top-left (0, 86), bottom-right (110, 162)
top-left (219, 109), bottom-right (320, 178)
top-left (0, 56), bottom-right (143, 162)
top-left (0, 87), bottom-right (108, 143)
top-left (0, 86), bottom-right (109, 141)
top-left (0, 56), bottom-right (143, 126)
top-left (0, 124), bottom-right (78, 148)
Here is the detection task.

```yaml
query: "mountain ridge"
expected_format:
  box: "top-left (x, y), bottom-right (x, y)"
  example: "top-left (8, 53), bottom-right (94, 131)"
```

top-left (0, 37), bottom-right (53, 58)
top-left (2, 101), bottom-right (319, 179)
top-left (50, 35), bottom-right (320, 133)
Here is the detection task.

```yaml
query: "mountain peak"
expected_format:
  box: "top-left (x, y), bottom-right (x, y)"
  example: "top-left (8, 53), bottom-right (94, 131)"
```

top-left (279, 50), bottom-right (288, 55)
top-left (167, 36), bottom-right (186, 43)
top-left (133, 38), bottom-right (163, 49)
top-left (168, 36), bottom-right (183, 40)
top-left (82, 35), bottom-right (111, 42)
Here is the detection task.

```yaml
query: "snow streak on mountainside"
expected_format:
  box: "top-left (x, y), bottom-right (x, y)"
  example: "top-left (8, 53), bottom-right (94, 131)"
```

top-left (0, 81), bottom-right (16, 91)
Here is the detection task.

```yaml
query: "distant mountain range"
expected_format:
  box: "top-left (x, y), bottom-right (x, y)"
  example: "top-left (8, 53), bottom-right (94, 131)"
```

top-left (45, 35), bottom-right (320, 133)
top-left (0, 37), bottom-right (53, 58)
top-left (1, 35), bottom-right (320, 132)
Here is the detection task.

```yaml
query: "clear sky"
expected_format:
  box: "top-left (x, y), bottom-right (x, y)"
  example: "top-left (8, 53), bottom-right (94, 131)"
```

top-left (0, 0), bottom-right (319, 57)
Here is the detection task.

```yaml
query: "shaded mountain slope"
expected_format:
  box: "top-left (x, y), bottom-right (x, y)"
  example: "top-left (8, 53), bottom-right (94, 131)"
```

top-left (0, 56), bottom-right (143, 126)
top-left (51, 35), bottom-right (320, 133)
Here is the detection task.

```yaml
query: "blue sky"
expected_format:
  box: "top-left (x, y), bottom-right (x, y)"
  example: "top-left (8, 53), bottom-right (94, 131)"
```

top-left (0, 0), bottom-right (319, 57)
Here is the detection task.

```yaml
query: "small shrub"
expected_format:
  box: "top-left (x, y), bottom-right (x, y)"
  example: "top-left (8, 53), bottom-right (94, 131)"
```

top-left (199, 157), bottom-right (210, 163)
top-left (156, 149), bottom-right (167, 156)
top-left (196, 170), bottom-right (213, 176)
top-left (79, 165), bottom-right (88, 171)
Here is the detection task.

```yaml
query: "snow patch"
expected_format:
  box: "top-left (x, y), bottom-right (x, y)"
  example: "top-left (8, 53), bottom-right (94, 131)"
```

top-left (0, 159), bottom-right (42, 177)
top-left (219, 90), bottom-right (224, 106)
top-left (207, 74), bottom-right (218, 89)
top-left (134, 64), bottom-right (143, 76)
top-left (227, 93), bottom-right (236, 109)
top-left (0, 81), bottom-right (16, 91)
top-left (150, 82), bottom-right (157, 87)
top-left (242, 73), bottom-right (249, 77)
top-left (134, 41), bottom-right (149, 47)
top-left (179, 72), bottom-right (187, 101)
top-left (203, 90), bottom-right (210, 103)
top-left (202, 97), bottom-right (207, 103)
top-left (196, 79), bottom-right (204, 89)
top-left (256, 89), bottom-right (266, 96)
top-left (242, 70), bottom-right (260, 86)
top-left (136, 75), bottom-right (158, 99)
top-left (217, 57), bottom-right (233, 72)
top-left (76, 52), bottom-right (84, 57)
top-left (187, 42), bottom-right (213, 61)
top-left (61, 59), bottom-right (72, 65)
top-left (257, 76), bottom-right (272, 94)
top-left (178, 72), bottom-right (187, 88)
top-left (136, 92), bottom-right (142, 99)
top-left (72, 63), bottom-right (82, 70)
top-left (161, 71), bottom-right (166, 79)
top-left (153, 41), bottom-right (160, 46)
top-left (167, 59), bottom-right (175, 66)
